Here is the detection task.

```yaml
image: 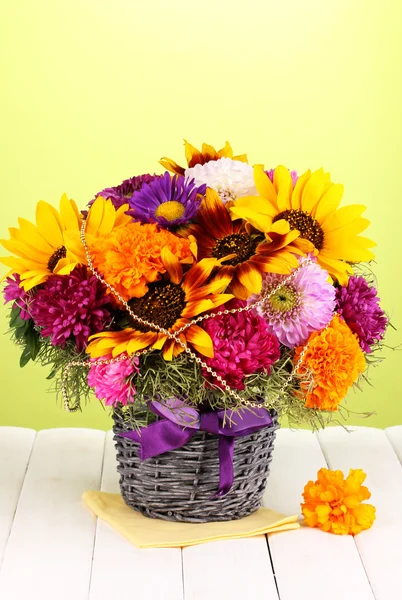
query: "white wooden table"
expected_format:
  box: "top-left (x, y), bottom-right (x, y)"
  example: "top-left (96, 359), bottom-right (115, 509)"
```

top-left (1, 426), bottom-right (401, 600)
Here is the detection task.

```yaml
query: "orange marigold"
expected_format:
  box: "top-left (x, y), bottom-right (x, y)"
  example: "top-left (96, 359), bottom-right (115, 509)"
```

top-left (294, 314), bottom-right (366, 411)
top-left (88, 222), bottom-right (195, 301)
top-left (301, 468), bottom-right (376, 535)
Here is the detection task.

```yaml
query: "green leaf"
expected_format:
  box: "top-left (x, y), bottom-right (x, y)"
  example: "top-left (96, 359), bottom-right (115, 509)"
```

top-left (19, 345), bottom-right (32, 368)
top-left (9, 306), bottom-right (26, 329)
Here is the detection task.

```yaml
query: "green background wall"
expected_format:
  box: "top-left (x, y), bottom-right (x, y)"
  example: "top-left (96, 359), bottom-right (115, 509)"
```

top-left (1, 0), bottom-right (401, 431)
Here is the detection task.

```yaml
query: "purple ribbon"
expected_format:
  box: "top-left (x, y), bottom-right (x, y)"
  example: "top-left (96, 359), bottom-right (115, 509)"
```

top-left (119, 398), bottom-right (273, 497)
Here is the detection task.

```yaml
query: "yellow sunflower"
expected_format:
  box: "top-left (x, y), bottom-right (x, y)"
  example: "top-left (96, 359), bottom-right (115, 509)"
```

top-left (86, 250), bottom-right (233, 361)
top-left (0, 194), bottom-right (83, 291)
top-left (183, 188), bottom-right (311, 300)
top-left (160, 140), bottom-right (248, 176)
top-left (230, 166), bottom-right (375, 285)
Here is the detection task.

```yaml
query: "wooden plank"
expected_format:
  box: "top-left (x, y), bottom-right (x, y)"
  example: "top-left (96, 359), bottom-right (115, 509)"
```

top-left (318, 426), bottom-right (402, 600)
top-left (182, 536), bottom-right (279, 600)
top-left (0, 427), bottom-right (36, 568)
top-left (385, 425), bottom-right (402, 464)
top-left (264, 428), bottom-right (375, 600)
top-left (89, 431), bottom-right (184, 600)
top-left (0, 428), bottom-right (105, 600)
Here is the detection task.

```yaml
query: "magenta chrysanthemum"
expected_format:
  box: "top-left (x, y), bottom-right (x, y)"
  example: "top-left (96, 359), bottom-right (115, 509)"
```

top-left (29, 265), bottom-right (111, 352)
top-left (336, 276), bottom-right (387, 353)
top-left (254, 257), bottom-right (336, 348)
top-left (87, 353), bottom-right (139, 406)
top-left (92, 174), bottom-right (162, 210)
top-left (3, 273), bottom-right (32, 320)
top-left (200, 300), bottom-right (280, 390)
top-left (266, 168), bottom-right (298, 186)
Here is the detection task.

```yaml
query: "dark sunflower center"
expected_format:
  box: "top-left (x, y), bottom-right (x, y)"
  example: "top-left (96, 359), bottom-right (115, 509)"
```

top-left (211, 233), bottom-right (262, 266)
top-left (128, 282), bottom-right (186, 332)
top-left (47, 245), bottom-right (67, 272)
top-left (273, 209), bottom-right (324, 250)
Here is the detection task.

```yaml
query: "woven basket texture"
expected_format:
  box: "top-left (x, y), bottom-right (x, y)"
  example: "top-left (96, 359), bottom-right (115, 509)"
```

top-left (113, 407), bottom-right (280, 522)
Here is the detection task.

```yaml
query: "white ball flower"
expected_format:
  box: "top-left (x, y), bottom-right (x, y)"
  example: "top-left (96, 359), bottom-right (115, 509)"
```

top-left (185, 157), bottom-right (256, 202)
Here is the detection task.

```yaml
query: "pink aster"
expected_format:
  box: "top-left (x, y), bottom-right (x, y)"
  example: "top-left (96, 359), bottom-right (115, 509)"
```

top-left (3, 273), bottom-right (32, 320)
top-left (336, 276), bottom-right (387, 353)
top-left (29, 265), bottom-right (111, 352)
top-left (87, 353), bottom-right (139, 406)
top-left (200, 299), bottom-right (280, 391)
top-left (254, 257), bottom-right (336, 348)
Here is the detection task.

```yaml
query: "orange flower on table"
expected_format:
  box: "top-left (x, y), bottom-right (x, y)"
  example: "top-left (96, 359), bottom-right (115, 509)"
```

top-left (293, 314), bottom-right (366, 411)
top-left (86, 251), bottom-right (233, 361)
top-left (160, 140), bottom-right (248, 175)
top-left (301, 468), bottom-right (376, 535)
top-left (183, 188), bottom-right (311, 300)
top-left (230, 166), bottom-right (376, 285)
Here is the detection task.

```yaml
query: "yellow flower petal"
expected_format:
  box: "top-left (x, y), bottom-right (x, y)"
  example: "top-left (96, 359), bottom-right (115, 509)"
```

top-left (35, 201), bottom-right (63, 248)
top-left (290, 169), bottom-right (311, 210)
top-left (274, 165), bottom-right (293, 211)
top-left (254, 166), bottom-right (277, 204)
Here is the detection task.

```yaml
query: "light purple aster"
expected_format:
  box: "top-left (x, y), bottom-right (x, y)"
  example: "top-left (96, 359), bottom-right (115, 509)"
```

top-left (87, 353), bottom-right (139, 406)
top-left (29, 265), bottom-right (111, 352)
top-left (91, 174), bottom-right (161, 210)
top-left (126, 172), bottom-right (206, 228)
top-left (3, 274), bottom-right (32, 320)
top-left (266, 168), bottom-right (298, 187)
top-left (253, 257), bottom-right (336, 348)
top-left (336, 276), bottom-right (387, 353)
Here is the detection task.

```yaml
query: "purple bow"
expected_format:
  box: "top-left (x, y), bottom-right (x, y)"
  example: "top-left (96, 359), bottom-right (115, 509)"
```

top-left (118, 398), bottom-right (273, 497)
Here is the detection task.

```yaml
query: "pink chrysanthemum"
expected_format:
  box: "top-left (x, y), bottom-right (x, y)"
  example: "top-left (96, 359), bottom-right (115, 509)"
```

top-left (87, 353), bottom-right (139, 406)
top-left (200, 300), bottom-right (280, 390)
top-left (29, 265), bottom-right (111, 352)
top-left (254, 257), bottom-right (336, 348)
top-left (336, 276), bottom-right (387, 353)
top-left (3, 273), bottom-right (32, 320)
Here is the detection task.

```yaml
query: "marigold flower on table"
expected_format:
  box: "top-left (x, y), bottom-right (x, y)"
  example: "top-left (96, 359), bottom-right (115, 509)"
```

top-left (0, 194), bottom-right (82, 291)
top-left (159, 139), bottom-right (248, 176)
top-left (293, 314), bottom-right (366, 411)
top-left (301, 468), bottom-right (376, 535)
top-left (86, 251), bottom-right (233, 361)
top-left (230, 165), bottom-right (376, 285)
top-left (183, 188), bottom-right (311, 300)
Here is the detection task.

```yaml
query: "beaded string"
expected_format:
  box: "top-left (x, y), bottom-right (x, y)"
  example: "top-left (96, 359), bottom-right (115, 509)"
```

top-left (62, 219), bottom-right (317, 412)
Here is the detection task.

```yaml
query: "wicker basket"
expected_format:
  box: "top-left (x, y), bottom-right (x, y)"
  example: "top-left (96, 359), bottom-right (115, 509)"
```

top-left (112, 407), bottom-right (280, 522)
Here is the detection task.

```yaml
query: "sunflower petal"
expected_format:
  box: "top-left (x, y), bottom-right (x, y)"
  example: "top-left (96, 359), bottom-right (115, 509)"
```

top-left (86, 197), bottom-right (105, 236)
top-left (159, 158), bottom-right (185, 175)
top-left (97, 199), bottom-right (117, 235)
top-left (291, 169), bottom-right (311, 210)
top-left (301, 169), bottom-right (330, 213)
top-left (321, 205), bottom-right (368, 232)
top-left (186, 324), bottom-right (214, 357)
top-left (254, 166), bottom-right (277, 204)
top-left (181, 299), bottom-right (215, 318)
top-left (59, 194), bottom-right (81, 231)
top-left (216, 141), bottom-right (233, 159)
top-left (185, 139), bottom-right (204, 165)
top-left (35, 201), bottom-right (64, 248)
top-left (17, 218), bottom-right (54, 254)
top-left (182, 258), bottom-right (219, 296)
top-left (236, 263), bottom-right (263, 295)
top-left (198, 188), bottom-right (234, 239)
top-left (229, 205), bottom-right (273, 233)
top-left (313, 184), bottom-right (344, 221)
top-left (274, 166), bottom-right (293, 211)
top-left (161, 247), bottom-right (183, 284)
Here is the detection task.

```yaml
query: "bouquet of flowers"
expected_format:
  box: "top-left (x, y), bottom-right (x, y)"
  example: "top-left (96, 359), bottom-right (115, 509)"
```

top-left (1, 140), bottom-right (388, 521)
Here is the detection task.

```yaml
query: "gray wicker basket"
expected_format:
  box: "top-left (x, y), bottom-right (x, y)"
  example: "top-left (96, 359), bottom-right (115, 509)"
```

top-left (112, 407), bottom-right (279, 522)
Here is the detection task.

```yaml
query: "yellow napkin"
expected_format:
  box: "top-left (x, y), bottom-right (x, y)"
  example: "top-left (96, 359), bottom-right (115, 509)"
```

top-left (82, 491), bottom-right (300, 548)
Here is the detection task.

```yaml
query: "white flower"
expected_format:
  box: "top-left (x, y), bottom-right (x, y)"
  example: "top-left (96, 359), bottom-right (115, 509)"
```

top-left (185, 157), bottom-right (256, 202)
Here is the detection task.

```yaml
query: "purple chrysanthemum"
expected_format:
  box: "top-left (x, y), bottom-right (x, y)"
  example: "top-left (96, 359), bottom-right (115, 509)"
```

top-left (254, 257), bottom-right (336, 348)
top-left (87, 353), bottom-right (139, 406)
top-left (336, 276), bottom-right (387, 353)
top-left (200, 300), bottom-right (281, 390)
top-left (29, 265), bottom-right (111, 352)
top-left (91, 174), bottom-right (161, 210)
top-left (266, 168), bottom-right (298, 187)
top-left (126, 172), bottom-right (206, 227)
top-left (3, 274), bottom-right (32, 320)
